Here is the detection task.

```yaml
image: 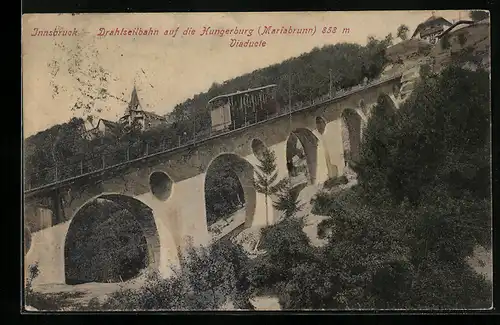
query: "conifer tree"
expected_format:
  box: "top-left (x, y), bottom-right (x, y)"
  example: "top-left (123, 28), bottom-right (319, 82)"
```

top-left (273, 179), bottom-right (303, 221)
top-left (253, 148), bottom-right (288, 226)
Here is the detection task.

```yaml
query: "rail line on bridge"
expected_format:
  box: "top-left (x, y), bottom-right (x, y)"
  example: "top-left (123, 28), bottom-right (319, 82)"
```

top-left (24, 73), bottom-right (402, 197)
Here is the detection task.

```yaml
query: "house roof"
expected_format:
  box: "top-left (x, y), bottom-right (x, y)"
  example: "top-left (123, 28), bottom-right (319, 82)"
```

top-left (121, 109), bottom-right (167, 121)
top-left (98, 119), bottom-right (122, 133)
top-left (411, 16), bottom-right (452, 38)
top-left (142, 111), bottom-right (167, 121)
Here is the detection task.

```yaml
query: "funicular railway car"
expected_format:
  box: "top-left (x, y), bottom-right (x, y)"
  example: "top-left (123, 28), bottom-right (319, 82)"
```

top-left (207, 84), bottom-right (280, 134)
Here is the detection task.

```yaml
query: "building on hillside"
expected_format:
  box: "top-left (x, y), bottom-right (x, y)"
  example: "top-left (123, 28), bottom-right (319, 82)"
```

top-left (119, 86), bottom-right (169, 132)
top-left (83, 115), bottom-right (99, 133)
top-left (82, 118), bottom-right (122, 140)
top-left (411, 14), bottom-right (453, 44)
top-left (431, 17), bottom-right (491, 72)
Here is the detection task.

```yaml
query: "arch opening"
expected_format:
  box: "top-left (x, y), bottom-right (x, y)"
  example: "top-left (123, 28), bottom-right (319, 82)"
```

top-left (377, 93), bottom-right (398, 114)
top-left (341, 109), bottom-right (363, 165)
top-left (392, 84), bottom-right (401, 98)
top-left (286, 128), bottom-right (320, 185)
top-left (64, 195), bottom-right (160, 285)
top-left (204, 154), bottom-right (256, 238)
top-left (315, 116), bottom-right (327, 135)
top-left (251, 138), bottom-right (267, 161)
top-left (149, 171), bottom-right (173, 201)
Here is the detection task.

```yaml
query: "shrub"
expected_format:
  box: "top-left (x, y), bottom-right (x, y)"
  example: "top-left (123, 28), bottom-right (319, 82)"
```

top-left (25, 262), bottom-right (87, 311)
top-left (97, 240), bottom-right (252, 310)
top-left (323, 175), bottom-right (349, 189)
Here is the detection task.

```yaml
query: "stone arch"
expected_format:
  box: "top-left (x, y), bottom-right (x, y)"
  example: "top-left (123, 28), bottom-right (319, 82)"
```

top-left (286, 128), bottom-right (321, 184)
top-left (64, 194), bottom-right (161, 285)
top-left (204, 153), bottom-right (257, 233)
top-left (341, 108), bottom-right (363, 164)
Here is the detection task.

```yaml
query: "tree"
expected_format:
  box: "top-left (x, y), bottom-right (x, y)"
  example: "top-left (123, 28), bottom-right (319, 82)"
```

top-left (440, 33), bottom-right (451, 51)
top-left (247, 218), bottom-right (319, 299)
top-left (253, 148), bottom-right (288, 226)
top-left (397, 24), bottom-right (410, 41)
top-left (390, 66), bottom-right (490, 204)
top-left (272, 179), bottom-right (304, 221)
top-left (419, 63), bottom-right (433, 79)
top-left (356, 94), bottom-right (396, 203)
top-left (457, 33), bottom-right (468, 47)
top-left (469, 10), bottom-right (489, 21)
top-left (384, 33), bottom-right (394, 46)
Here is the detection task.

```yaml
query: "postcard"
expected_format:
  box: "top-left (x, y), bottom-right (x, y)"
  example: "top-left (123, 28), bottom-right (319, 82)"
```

top-left (22, 10), bottom-right (492, 311)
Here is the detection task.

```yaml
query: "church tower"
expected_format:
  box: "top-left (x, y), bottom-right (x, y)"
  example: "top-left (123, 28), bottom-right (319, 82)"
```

top-left (119, 86), bottom-right (144, 129)
top-left (127, 85), bottom-right (142, 113)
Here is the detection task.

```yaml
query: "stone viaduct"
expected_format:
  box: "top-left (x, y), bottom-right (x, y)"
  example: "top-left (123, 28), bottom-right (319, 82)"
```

top-left (24, 74), bottom-right (403, 286)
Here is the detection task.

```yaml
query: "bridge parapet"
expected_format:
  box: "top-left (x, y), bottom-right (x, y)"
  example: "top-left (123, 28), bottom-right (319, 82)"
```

top-left (24, 72), bottom-right (402, 198)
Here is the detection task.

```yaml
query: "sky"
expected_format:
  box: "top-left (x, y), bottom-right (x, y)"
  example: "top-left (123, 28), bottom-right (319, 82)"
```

top-left (22, 10), bottom-right (469, 138)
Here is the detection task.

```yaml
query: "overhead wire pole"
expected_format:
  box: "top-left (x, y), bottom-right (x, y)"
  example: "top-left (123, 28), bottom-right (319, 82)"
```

top-left (288, 64), bottom-right (292, 130)
top-left (329, 68), bottom-right (333, 98)
top-left (288, 64), bottom-right (292, 112)
top-left (193, 109), bottom-right (196, 142)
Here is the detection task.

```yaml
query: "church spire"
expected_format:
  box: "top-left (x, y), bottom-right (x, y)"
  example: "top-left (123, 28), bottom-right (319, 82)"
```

top-left (127, 85), bottom-right (142, 113)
